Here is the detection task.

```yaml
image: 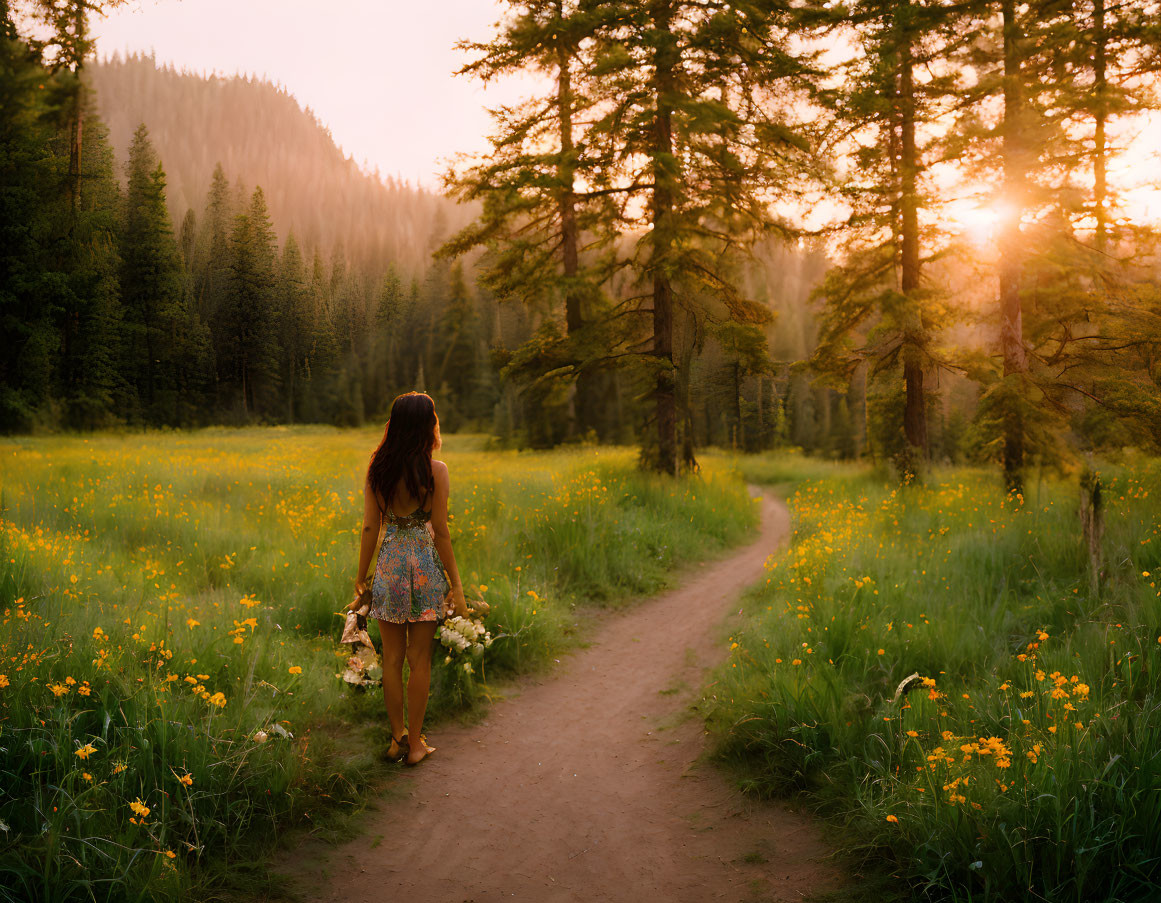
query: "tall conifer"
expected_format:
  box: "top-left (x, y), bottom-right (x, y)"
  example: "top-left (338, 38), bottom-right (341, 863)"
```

top-left (583, 0), bottom-right (816, 472)
top-left (120, 122), bottom-right (184, 423)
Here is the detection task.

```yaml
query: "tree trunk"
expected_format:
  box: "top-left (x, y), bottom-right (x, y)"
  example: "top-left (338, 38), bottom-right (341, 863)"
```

top-left (288, 353), bottom-right (296, 423)
top-left (241, 355), bottom-right (249, 417)
top-left (756, 375), bottom-right (764, 446)
top-left (1080, 465), bottom-right (1103, 596)
top-left (649, 0), bottom-right (678, 475)
top-left (67, 6), bottom-right (86, 213)
top-left (898, 13), bottom-right (928, 467)
top-left (999, 0), bottom-right (1028, 492)
top-left (734, 361), bottom-right (742, 450)
top-left (557, 29), bottom-right (586, 439)
top-left (69, 86), bottom-right (84, 212)
top-left (1093, 0), bottom-right (1109, 254)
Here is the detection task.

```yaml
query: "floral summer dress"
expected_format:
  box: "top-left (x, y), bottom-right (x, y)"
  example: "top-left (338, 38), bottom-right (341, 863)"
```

top-left (367, 504), bottom-right (451, 624)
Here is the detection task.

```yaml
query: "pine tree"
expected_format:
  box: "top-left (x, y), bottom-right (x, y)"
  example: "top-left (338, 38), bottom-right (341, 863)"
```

top-left (953, 0), bottom-right (1161, 485)
top-left (433, 263), bottom-right (483, 428)
top-left (370, 263), bottom-right (405, 414)
top-left (0, 24), bottom-right (63, 430)
top-left (196, 163), bottom-right (233, 330)
top-left (1043, 0), bottom-right (1161, 451)
top-left (20, 0), bottom-right (128, 211)
top-left (278, 232), bottom-right (311, 422)
top-left (708, 321), bottom-right (775, 450)
top-left (299, 247), bottom-right (342, 422)
top-left (59, 96), bottom-right (123, 429)
top-left (583, 0), bottom-right (816, 473)
top-left (442, 0), bottom-right (619, 438)
top-left (809, 0), bottom-right (959, 478)
top-left (221, 186), bottom-right (281, 419)
top-left (119, 122), bottom-right (185, 423)
top-left (1071, 0), bottom-right (1161, 254)
top-left (1, 18), bottom-right (127, 431)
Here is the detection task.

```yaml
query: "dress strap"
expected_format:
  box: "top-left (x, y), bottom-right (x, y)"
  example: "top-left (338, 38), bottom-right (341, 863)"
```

top-left (382, 505), bottom-right (432, 528)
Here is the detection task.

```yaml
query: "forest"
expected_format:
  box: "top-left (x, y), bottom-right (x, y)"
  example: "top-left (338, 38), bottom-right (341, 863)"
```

top-left (2, 0), bottom-right (1161, 482)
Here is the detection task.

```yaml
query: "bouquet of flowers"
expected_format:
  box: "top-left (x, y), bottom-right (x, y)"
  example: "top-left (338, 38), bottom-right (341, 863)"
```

top-left (337, 600), bottom-right (382, 687)
top-left (439, 615), bottom-right (493, 675)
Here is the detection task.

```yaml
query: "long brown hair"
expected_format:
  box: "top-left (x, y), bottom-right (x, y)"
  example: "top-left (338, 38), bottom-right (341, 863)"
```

top-left (367, 392), bottom-right (441, 513)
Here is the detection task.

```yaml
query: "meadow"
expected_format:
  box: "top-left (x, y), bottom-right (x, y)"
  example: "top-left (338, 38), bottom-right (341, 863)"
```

top-left (707, 454), bottom-right (1161, 902)
top-left (0, 427), bottom-right (757, 902)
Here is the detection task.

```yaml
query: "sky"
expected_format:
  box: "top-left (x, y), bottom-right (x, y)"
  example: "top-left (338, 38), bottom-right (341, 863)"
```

top-left (91, 0), bottom-right (544, 189)
top-left (90, 0), bottom-right (1161, 227)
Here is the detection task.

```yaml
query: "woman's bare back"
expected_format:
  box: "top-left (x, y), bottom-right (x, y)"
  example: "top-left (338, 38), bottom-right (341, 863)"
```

top-left (378, 481), bottom-right (431, 519)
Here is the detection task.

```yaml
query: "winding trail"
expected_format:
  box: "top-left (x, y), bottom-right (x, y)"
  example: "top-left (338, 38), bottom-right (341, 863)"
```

top-left (280, 488), bottom-right (840, 902)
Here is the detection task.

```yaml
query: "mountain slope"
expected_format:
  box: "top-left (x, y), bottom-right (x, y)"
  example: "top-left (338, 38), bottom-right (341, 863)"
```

top-left (89, 53), bottom-right (464, 275)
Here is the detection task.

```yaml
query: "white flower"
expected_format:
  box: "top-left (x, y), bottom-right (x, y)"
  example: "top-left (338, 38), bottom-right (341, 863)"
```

top-left (253, 730), bottom-right (268, 743)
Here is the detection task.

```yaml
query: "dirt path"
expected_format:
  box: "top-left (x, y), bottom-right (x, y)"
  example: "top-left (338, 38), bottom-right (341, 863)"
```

top-left (280, 488), bottom-right (840, 902)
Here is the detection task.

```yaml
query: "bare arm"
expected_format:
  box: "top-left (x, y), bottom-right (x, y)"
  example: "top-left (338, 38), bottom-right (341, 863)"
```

top-left (429, 460), bottom-right (468, 616)
top-left (351, 476), bottom-right (381, 607)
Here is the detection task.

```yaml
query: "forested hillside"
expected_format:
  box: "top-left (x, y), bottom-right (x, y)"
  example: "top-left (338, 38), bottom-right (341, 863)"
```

top-left (89, 53), bottom-right (457, 277)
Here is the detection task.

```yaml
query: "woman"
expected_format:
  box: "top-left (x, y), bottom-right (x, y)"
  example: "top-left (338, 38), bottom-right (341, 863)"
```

top-left (351, 392), bottom-right (468, 766)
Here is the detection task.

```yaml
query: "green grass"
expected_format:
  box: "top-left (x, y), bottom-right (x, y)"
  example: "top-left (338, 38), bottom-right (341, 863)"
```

top-left (0, 427), bottom-right (758, 902)
top-left (704, 453), bottom-right (1161, 902)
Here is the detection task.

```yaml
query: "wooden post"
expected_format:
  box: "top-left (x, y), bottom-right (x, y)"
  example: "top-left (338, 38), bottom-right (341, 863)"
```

top-left (1080, 465), bottom-right (1103, 596)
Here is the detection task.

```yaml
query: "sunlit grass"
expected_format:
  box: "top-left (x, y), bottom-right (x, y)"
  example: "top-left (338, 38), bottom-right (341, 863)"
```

top-left (0, 426), bottom-right (757, 901)
top-left (706, 454), bottom-right (1161, 902)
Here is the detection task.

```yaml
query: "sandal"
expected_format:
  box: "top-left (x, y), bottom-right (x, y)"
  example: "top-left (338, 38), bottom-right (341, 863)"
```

top-left (384, 731), bottom-right (410, 763)
top-left (404, 734), bottom-right (435, 767)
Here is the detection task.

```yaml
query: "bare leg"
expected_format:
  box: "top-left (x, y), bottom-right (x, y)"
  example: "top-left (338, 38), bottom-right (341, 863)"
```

top-left (405, 620), bottom-right (438, 764)
top-left (378, 620), bottom-right (408, 754)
